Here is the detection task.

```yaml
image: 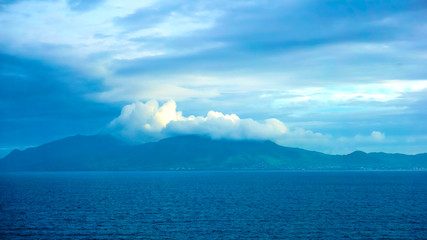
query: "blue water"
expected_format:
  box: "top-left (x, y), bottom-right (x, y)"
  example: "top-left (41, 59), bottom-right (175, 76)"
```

top-left (0, 171), bottom-right (426, 239)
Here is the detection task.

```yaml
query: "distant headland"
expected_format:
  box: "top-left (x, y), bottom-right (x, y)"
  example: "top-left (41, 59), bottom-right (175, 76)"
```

top-left (1, 135), bottom-right (426, 171)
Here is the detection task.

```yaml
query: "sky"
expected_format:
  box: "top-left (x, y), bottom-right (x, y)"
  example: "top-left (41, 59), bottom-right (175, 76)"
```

top-left (1, 0), bottom-right (427, 157)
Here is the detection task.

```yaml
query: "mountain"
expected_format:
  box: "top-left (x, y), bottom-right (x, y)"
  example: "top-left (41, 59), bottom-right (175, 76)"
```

top-left (0, 135), bottom-right (426, 171)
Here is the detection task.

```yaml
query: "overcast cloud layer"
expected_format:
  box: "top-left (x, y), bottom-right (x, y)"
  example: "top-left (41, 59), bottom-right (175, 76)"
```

top-left (1, 0), bottom-right (427, 156)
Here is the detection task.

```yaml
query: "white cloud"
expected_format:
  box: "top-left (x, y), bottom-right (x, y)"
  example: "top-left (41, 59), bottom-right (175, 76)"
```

top-left (93, 82), bottom-right (220, 102)
top-left (335, 130), bottom-right (387, 151)
top-left (370, 131), bottom-right (386, 142)
top-left (108, 100), bottom-right (394, 154)
top-left (0, 0), bottom-right (222, 73)
top-left (109, 99), bottom-right (288, 142)
top-left (132, 10), bottom-right (222, 38)
top-left (354, 131), bottom-right (386, 142)
top-left (273, 80), bottom-right (427, 108)
top-left (106, 100), bottom-right (421, 155)
top-left (275, 127), bottom-right (332, 152)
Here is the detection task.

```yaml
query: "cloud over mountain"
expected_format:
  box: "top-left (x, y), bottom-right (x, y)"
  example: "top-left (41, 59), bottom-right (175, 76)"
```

top-left (109, 100), bottom-right (288, 142)
top-left (1, 0), bottom-right (427, 156)
top-left (108, 100), bottom-right (393, 154)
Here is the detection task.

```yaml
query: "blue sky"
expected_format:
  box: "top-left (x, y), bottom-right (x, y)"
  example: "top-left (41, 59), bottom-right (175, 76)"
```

top-left (1, 0), bottom-right (427, 156)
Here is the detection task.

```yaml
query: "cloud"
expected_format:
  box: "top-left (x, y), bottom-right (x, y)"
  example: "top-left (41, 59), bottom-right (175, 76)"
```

top-left (0, 0), bottom-right (221, 63)
top-left (354, 131), bottom-right (386, 142)
top-left (327, 131), bottom-right (388, 153)
top-left (1, 0), bottom-right (427, 155)
top-left (92, 81), bottom-right (220, 102)
top-left (370, 131), bottom-right (386, 141)
top-left (275, 127), bottom-right (332, 152)
top-left (109, 99), bottom-right (288, 142)
top-left (273, 80), bottom-right (427, 107)
top-left (107, 100), bottom-right (403, 155)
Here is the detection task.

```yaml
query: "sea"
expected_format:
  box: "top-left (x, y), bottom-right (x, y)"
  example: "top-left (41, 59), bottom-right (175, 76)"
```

top-left (0, 171), bottom-right (426, 239)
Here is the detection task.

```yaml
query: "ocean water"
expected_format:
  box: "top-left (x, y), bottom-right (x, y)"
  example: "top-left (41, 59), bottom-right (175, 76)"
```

top-left (0, 171), bottom-right (426, 239)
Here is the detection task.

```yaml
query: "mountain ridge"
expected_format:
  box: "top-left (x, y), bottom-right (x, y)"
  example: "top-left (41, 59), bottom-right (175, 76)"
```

top-left (1, 134), bottom-right (426, 171)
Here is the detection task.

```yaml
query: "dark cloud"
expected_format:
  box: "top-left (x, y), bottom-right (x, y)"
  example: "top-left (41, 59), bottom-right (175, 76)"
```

top-left (110, 0), bottom-right (427, 81)
top-left (0, 54), bottom-right (120, 151)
